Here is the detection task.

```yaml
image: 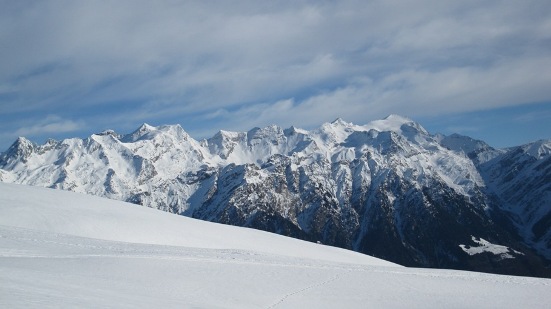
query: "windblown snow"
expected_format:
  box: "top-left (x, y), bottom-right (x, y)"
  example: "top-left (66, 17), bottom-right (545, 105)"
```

top-left (1, 183), bottom-right (550, 308)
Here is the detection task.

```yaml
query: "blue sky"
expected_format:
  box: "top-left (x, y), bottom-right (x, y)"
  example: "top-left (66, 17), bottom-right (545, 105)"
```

top-left (1, 0), bottom-right (550, 150)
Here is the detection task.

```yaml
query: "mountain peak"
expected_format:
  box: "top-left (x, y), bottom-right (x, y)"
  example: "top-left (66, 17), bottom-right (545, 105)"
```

top-left (121, 123), bottom-right (158, 143)
top-left (524, 139), bottom-right (551, 159)
top-left (211, 129), bottom-right (241, 140)
top-left (138, 123), bottom-right (156, 132)
top-left (367, 114), bottom-right (421, 133)
top-left (247, 124), bottom-right (283, 137)
top-left (96, 129), bottom-right (119, 138)
top-left (284, 126), bottom-right (308, 136)
top-left (1, 137), bottom-right (35, 166)
top-left (14, 136), bottom-right (33, 145)
top-left (330, 118), bottom-right (349, 125)
top-left (157, 124), bottom-right (184, 133)
top-left (440, 133), bottom-right (492, 153)
top-left (383, 114), bottom-right (412, 123)
top-left (11, 137), bottom-right (35, 152)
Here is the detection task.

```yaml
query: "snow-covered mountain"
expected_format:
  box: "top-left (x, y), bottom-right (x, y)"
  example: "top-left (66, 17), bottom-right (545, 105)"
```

top-left (1, 115), bottom-right (550, 277)
top-left (479, 140), bottom-right (551, 260)
top-left (4, 183), bottom-right (551, 308)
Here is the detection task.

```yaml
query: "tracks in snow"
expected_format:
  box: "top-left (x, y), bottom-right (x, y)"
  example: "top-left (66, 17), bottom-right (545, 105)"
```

top-left (266, 269), bottom-right (351, 309)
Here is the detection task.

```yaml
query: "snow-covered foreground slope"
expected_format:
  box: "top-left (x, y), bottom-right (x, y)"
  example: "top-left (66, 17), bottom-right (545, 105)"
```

top-left (1, 183), bottom-right (550, 308)
top-left (0, 183), bottom-right (391, 266)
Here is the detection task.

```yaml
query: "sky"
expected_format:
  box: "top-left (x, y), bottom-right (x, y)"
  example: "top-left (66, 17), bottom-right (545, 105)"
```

top-left (0, 0), bottom-right (550, 151)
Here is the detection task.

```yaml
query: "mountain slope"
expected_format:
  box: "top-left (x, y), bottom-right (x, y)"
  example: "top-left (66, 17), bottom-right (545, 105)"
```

top-left (1, 116), bottom-right (550, 277)
top-left (479, 140), bottom-right (551, 260)
top-left (2, 182), bottom-right (551, 309)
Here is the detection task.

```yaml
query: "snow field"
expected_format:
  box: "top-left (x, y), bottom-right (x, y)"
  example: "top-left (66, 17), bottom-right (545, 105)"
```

top-left (1, 183), bottom-right (550, 308)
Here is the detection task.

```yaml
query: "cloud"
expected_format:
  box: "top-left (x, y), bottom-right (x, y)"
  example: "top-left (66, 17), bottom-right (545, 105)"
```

top-left (0, 0), bottom-right (550, 145)
top-left (445, 125), bottom-right (480, 133)
top-left (513, 109), bottom-right (551, 123)
top-left (205, 53), bottom-right (551, 132)
top-left (0, 114), bottom-right (86, 150)
top-left (12, 115), bottom-right (84, 137)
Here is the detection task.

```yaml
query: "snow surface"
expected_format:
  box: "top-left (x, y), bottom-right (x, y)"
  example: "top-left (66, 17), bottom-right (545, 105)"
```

top-left (459, 236), bottom-right (524, 260)
top-left (524, 139), bottom-right (551, 159)
top-left (1, 183), bottom-right (550, 308)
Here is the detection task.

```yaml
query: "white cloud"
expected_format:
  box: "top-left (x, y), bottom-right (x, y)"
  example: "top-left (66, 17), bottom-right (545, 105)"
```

top-left (13, 116), bottom-right (83, 137)
top-left (0, 0), bottom-right (550, 143)
top-left (210, 52), bottom-right (551, 131)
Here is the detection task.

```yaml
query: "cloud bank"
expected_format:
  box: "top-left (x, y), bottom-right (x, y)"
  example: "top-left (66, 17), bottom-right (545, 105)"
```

top-left (0, 0), bottom-right (550, 146)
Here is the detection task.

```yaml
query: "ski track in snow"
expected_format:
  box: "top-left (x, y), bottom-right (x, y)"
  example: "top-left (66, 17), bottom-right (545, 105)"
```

top-left (265, 271), bottom-right (347, 309)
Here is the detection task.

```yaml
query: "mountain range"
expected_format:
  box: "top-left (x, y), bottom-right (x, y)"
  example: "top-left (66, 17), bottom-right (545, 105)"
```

top-left (1, 115), bottom-right (550, 277)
